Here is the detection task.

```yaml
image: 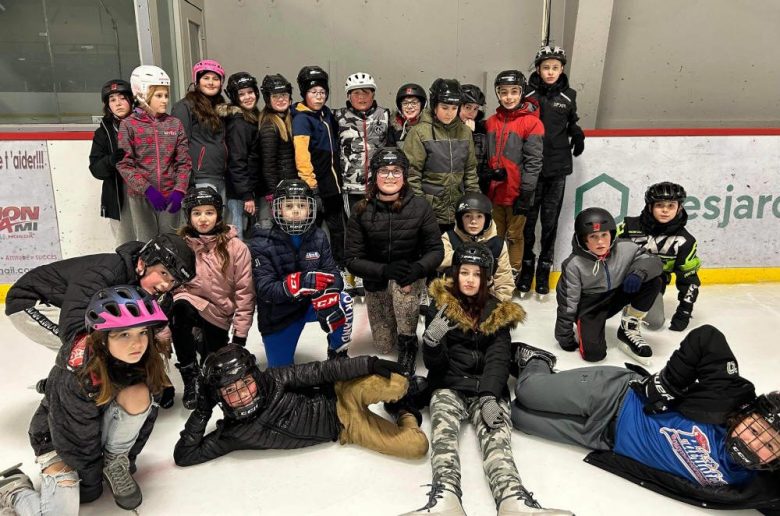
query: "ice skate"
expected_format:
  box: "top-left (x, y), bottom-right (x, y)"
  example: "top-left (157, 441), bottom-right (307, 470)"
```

top-left (515, 259), bottom-right (535, 294)
top-left (617, 311), bottom-right (653, 366)
top-left (103, 452), bottom-right (142, 511)
top-left (401, 483), bottom-right (466, 515)
top-left (176, 362), bottom-right (200, 410)
top-left (510, 342), bottom-right (557, 377)
top-left (534, 261), bottom-right (552, 296)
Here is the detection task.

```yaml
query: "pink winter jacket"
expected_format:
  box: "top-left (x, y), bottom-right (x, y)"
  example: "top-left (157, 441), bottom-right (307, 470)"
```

top-left (173, 226), bottom-right (256, 338)
top-left (117, 108), bottom-right (192, 196)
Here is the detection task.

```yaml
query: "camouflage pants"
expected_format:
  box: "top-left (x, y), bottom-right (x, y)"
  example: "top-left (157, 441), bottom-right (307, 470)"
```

top-left (429, 388), bottom-right (522, 504)
top-left (364, 279), bottom-right (424, 354)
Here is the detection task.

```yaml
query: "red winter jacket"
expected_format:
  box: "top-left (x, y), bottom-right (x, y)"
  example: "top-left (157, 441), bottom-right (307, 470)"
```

top-left (484, 102), bottom-right (544, 206)
top-left (117, 108), bottom-right (192, 197)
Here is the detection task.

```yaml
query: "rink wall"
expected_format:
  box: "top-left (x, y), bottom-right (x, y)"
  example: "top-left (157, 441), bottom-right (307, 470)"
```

top-left (1, 129), bottom-right (779, 302)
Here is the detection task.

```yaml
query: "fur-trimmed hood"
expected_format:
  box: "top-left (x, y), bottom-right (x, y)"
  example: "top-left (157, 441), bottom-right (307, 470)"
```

top-left (429, 277), bottom-right (525, 335)
top-left (216, 103), bottom-right (259, 125)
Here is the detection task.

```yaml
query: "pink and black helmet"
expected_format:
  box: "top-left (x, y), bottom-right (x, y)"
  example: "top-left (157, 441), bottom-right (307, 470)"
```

top-left (192, 59), bottom-right (225, 84)
top-left (85, 285), bottom-right (168, 332)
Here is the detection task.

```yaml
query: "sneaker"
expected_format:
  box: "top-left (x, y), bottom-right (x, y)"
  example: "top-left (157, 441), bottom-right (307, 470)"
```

top-left (103, 453), bottom-right (142, 510)
top-left (401, 484), bottom-right (466, 515)
top-left (617, 312), bottom-right (653, 365)
top-left (0, 464), bottom-right (32, 509)
top-left (497, 486), bottom-right (573, 515)
top-left (516, 259), bottom-right (535, 293)
top-left (510, 342), bottom-right (557, 377)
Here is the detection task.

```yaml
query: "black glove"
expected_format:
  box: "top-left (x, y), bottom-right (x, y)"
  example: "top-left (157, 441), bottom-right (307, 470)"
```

top-left (669, 301), bottom-right (693, 331)
top-left (371, 358), bottom-right (406, 378)
top-left (110, 147), bottom-right (126, 166)
top-left (512, 190), bottom-right (534, 216)
top-left (397, 263), bottom-right (425, 287)
top-left (195, 376), bottom-right (219, 415)
top-left (386, 261), bottom-right (412, 281)
top-left (231, 335), bottom-right (247, 346)
top-left (629, 369), bottom-right (680, 415)
top-left (570, 129), bottom-right (585, 157)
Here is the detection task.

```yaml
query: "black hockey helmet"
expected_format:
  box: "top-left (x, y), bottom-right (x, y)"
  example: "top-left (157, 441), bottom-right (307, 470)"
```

top-left (296, 65), bottom-right (329, 98)
top-left (85, 285), bottom-right (167, 333)
top-left (202, 344), bottom-right (263, 421)
top-left (182, 186), bottom-right (224, 219)
top-left (369, 147), bottom-right (409, 182)
top-left (225, 72), bottom-right (259, 106)
top-left (396, 83), bottom-right (427, 111)
top-left (452, 241), bottom-right (494, 278)
top-left (574, 207), bottom-right (617, 250)
top-left (429, 78), bottom-right (463, 109)
top-left (644, 182), bottom-right (687, 205)
top-left (461, 84), bottom-right (486, 107)
top-left (260, 74), bottom-right (293, 104)
top-left (726, 391), bottom-right (780, 471)
top-left (493, 70), bottom-right (527, 104)
top-left (534, 45), bottom-right (568, 67)
top-left (272, 179), bottom-right (317, 235)
top-left (455, 192), bottom-right (492, 236)
top-left (138, 233), bottom-right (196, 286)
top-left (101, 79), bottom-right (133, 105)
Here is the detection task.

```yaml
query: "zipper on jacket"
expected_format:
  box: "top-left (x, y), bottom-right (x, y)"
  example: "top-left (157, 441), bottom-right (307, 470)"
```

top-left (362, 115), bottom-right (369, 188)
top-left (387, 210), bottom-right (393, 259)
top-left (154, 117), bottom-right (162, 188)
top-left (197, 146), bottom-right (206, 172)
top-left (322, 112), bottom-right (341, 194)
top-left (604, 261), bottom-right (612, 290)
top-left (104, 120), bottom-right (123, 213)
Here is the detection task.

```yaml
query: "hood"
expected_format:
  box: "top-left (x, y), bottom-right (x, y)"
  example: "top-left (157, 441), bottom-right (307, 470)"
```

top-left (570, 231), bottom-right (617, 263)
top-left (217, 103), bottom-right (259, 124)
top-left (495, 101), bottom-right (540, 121)
top-left (429, 278), bottom-right (526, 335)
top-left (293, 101), bottom-right (332, 118)
top-left (528, 71), bottom-right (570, 96)
top-left (116, 240), bottom-right (145, 274)
top-left (639, 205), bottom-right (689, 236)
top-left (453, 220), bottom-right (498, 242)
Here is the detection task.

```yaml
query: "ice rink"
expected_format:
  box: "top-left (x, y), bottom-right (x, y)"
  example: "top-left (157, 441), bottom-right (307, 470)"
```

top-left (1, 283), bottom-right (777, 515)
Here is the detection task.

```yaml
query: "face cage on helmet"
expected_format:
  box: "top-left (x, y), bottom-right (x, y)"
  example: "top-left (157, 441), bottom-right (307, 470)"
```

top-left (215, 372), bottom-right (262, 421)
top-left (272, 196), bottom-right (317, 235)
top-left (726, 410), bottom-right (780, 471)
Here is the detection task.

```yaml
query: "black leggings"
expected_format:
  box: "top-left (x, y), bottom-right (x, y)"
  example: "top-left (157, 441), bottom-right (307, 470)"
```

top-left (170, 300), bottom-right (229, 366)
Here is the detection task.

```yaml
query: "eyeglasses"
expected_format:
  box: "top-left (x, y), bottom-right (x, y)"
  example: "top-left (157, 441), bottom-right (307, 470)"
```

top-left (270, 93), bottom-right (290, 101)
top-left (308, 90), bottom-right (327, 98)
top-left (377, 169), bottom-right (403, 178)
top-left (401, 100), bottom-right (421, 108)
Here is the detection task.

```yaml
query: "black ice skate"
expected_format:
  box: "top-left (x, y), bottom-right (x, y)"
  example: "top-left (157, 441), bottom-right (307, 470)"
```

top-left (176, 362), bottom-right (200, 410)
top-left (515, 259), bottom-right (535, 294)
top-left (510, 342), bottom-right (557, 377)
top-left (535, 261), bottom-right (553, 296)
top-left (617, 312), bottom-right (652, 366)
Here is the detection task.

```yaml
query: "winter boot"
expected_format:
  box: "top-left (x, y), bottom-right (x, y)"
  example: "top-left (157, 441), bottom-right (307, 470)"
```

top-left (497, 486), bottom-right (574, 515)
top-left (103, 452), bottom-right (142, 511)
top-left (535, 261), bottom-right (553, 295)
top-left (176, 362), bottom-right (200, 411)
top-left (0, 463), bottom-right (32, 509)
top-left (159, 385), bottom-right (176, 409)
top-left (617, 309), bottom-right (653, 365)
top-left (515, 259), bottom-right (535, 293)
top-left (401, 483), bottom-right (466, 516)
top-left (397, 334), bottom-right (419, 376)
top-left (510, 342), bottom-right (557, 377)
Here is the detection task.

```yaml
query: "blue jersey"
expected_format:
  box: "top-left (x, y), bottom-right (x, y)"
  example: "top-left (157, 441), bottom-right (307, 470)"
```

top-left (614, 390), bottom-right (755, 487)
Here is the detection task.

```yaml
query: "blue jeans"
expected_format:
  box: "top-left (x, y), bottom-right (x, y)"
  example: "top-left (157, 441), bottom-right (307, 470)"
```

top-left (225, 198), bottom-right (247, 240)
top-left (13, 398), bottom-right (153, 515)
top-left (261, 291), bottom-right (353, 367)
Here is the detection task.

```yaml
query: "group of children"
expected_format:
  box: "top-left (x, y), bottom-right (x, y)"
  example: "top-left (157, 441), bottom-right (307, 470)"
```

top-left (2, 44), bottom-right (779, 515)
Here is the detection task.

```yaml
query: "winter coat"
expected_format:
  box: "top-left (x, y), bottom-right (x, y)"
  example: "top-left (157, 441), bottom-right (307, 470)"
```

top-left (404, 110), bottom-right (479, 225)
top-left (334, 102), bottom-right (391, 194)
top-left (5, 241), bottom-right (144, 347)
top-left (219, 104), bottom-right (261, 201)
top-left (484, 102), bottom-right (544, 206)
top-left (344, 190), bottom-right (443, 293)
top-left (116, 108), bottom-right (192, 196)
top-left (291, 102), bottom-right (342, 198)
top-left (618, 208), bottom-right (701, 303)
top-left (88, 115), bottom-right (125, 220)
top-left (525, 72), bottom-right (583, 178)
top-left (29, 337), bottom-right (157, 503)
top-left (423, 278), bottom-right (526, 399)
top-left (171, 98), bottom-right (228, 185)
top-left (248, 225), bottom-right (342, 334)
top-left (174, 227), bottom-right (255, 338)
top-left (555, 237), bottom-right (664, 346)
top-left (439, 223), bottom-right (514, 302)
top-left (249, 111), bottom-right (297, 196)
top-left (387, 111), bottom-right (421, 149)
top-left (173, 356), bottom-right (377, 466)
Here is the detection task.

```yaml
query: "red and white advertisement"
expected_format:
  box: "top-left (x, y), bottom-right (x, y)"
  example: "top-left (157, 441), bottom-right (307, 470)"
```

top-left (0, 141), bottom-right (62, 284)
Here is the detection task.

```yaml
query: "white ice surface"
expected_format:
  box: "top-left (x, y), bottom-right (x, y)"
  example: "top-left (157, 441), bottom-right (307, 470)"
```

top-left (1, 283), bottom-right (778, 515)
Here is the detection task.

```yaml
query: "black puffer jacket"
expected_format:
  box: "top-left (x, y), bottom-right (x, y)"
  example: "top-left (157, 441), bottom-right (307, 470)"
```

top-left (248, 225), bottom-right (342, 333)
top-left (88, 115), bottom-right (125, 220)
top-left (220, 104), bottom-right (261, 201)
top-left (28, 338), bottom-right (158, 503)
top-left (344, 190), bottom-right (443, 293)
top-left (171, 97), bottom-right (228, 185)
top-left (423, 278), bottom-right (526, 399)
top-left (5, 241), bottom-right (143, 346)
top-left (525, 72), bottom-right (583, 178)
top-left (173, 356), bottom-right (376, 466)
top-left (249, 111), bottom-right (297, 197)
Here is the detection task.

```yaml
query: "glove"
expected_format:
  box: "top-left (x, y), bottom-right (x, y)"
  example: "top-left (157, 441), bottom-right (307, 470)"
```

top-left (479, 396), bottom-right (505, 429)
top-left (669, 302), bottom-right (693, 331)
top-left (167, 190), bottom-right (185, 214)
top-left (283, 271), bottom-right (335, 298)
top-left (629, 370), bottom-right (680, 415)
top-left (622, 271), bottom-right (646, 294)
top-left (145, 186), bottom-right (168, 211)
top-left (512, 190), bottom-right (534, 216)
top-left (231, 335), bottom-right (247, 346)
top-left (570, 130), bottom-right (585, 157)
top-left (312, 290), bottom-right (347, 333)
top-left (109, 147), bottom-right (126, 166)
top-left (422, 304), bottom-right (457, 347)
top-left (312, 189), bottom-right (325, 215)
top-left (195, 376), bottom-right (219, 415)
top-left (386, 261), bottom-right (412, 282)
top-left (371, 358), bottom-right (406, 379)
top-left (397, 263), bottom-right (424, 287)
